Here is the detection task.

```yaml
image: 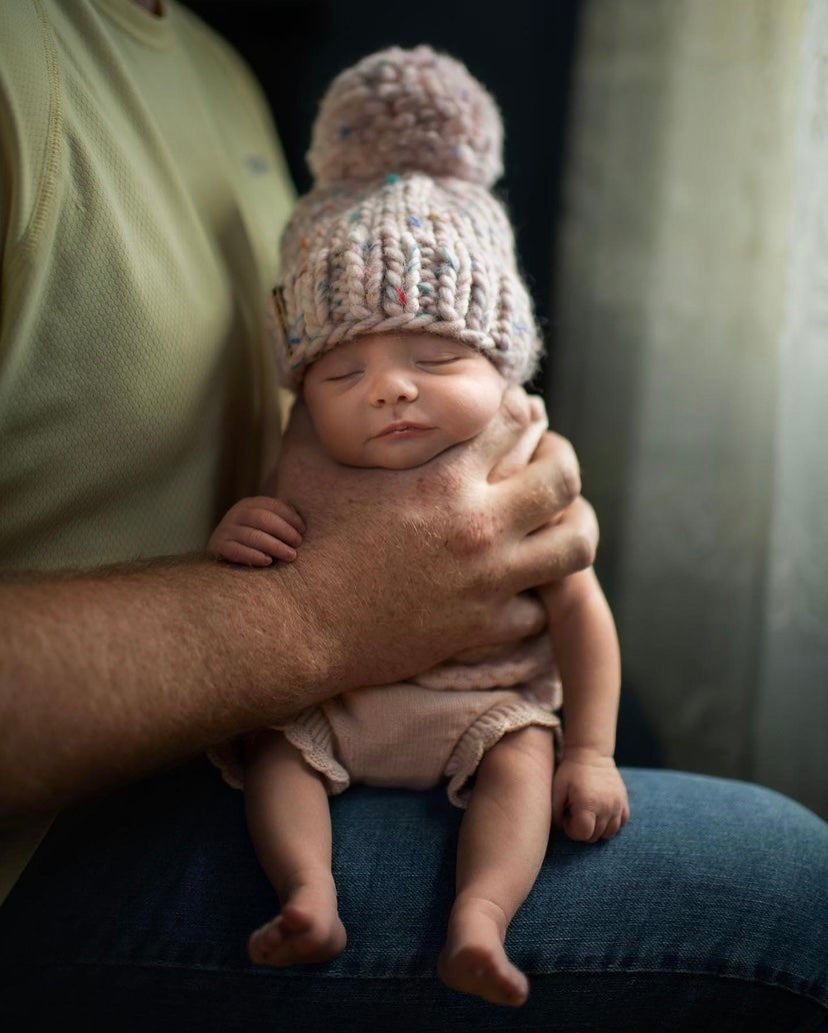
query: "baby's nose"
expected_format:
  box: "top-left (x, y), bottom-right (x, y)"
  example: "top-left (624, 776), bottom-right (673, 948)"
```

top-left (372, 374), bottom-right (418, 406)
top-left (376, 390), bottom-right (414, 405)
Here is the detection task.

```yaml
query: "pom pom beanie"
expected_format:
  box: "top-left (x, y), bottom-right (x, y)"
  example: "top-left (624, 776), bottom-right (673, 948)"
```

top-left (274, 45), bottom-right (542, 387)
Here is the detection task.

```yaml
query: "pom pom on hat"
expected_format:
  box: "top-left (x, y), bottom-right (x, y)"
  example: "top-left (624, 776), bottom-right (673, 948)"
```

top-left (307, 45), bottom-right (504, 187)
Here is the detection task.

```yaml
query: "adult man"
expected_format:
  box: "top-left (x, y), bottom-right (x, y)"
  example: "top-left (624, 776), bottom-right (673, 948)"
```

top-left (0, 0), bottom-right (590, 819)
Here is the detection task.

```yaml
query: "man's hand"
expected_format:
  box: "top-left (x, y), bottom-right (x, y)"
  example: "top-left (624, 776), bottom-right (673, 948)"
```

top-left (272, 386), bottom-right (598, 693)
top-left (0, 386), bottom-right (597, 813)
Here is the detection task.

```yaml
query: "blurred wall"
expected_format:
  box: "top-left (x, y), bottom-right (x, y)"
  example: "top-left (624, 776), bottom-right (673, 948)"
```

top-left (551, 0), bottom-right (828, 815)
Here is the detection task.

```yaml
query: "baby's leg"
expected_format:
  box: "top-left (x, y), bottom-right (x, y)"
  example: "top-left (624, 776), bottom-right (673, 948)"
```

top-left (438, 725), bottom-right (554, 1007)
top-left (243, 729), bottom-right (346, 966)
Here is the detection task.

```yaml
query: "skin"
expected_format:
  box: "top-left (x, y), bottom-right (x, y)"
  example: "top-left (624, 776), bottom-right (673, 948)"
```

top-left (210, 331), bottom-right (628, 1006)
top-left (304, 331), bottom-right (507, 469)
top-left (0, 378), bottom-right (598, 815)
top-left (213, 332), bottom-right (510, 565)
top-left (0, 4), bottom-right (602, 1001)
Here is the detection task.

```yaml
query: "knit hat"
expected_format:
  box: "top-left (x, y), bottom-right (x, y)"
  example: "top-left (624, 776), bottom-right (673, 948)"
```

top-left (274, 45), bottom-right (542, 387)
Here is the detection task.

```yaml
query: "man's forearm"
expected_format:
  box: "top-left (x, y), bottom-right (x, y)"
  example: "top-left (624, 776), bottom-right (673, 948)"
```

top-left (0, 397), bottom-right (600, 816)
top-left (0, 556), bottom-right (328, 816)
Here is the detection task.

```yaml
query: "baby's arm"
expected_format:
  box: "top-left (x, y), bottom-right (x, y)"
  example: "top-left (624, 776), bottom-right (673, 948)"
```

top-left (209, 495), bottom-right (305, 567)
top-left (538, 569), bottom-right (630, 843)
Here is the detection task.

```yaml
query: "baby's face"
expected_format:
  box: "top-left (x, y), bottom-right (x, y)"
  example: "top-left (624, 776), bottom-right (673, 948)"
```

top-left (302, 332), bottom-right (507, 468)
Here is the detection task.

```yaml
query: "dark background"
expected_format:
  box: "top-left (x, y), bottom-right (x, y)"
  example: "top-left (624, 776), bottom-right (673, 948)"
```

top-left (180, 0), bottom-right (582, 385)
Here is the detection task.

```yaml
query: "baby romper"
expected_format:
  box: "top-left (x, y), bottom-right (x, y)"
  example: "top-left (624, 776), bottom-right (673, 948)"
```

top-left (211, 631), bottom-right (561, 807)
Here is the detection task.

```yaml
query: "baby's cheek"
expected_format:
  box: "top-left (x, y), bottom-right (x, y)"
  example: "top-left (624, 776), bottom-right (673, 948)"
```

top-left (445, 381), bottom-right (505, 440)
top-left (309, 410), bottom-right (359, 464)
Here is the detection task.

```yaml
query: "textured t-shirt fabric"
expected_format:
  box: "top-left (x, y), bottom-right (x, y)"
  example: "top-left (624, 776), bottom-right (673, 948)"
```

top-left (0, 0), bottom-right (295, 897)
top-left (0, 0), bottom-right (294, 571)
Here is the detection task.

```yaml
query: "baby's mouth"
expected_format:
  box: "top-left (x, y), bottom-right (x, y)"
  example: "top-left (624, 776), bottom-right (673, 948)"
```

top-left (375, 421), bottom-right (434, 438)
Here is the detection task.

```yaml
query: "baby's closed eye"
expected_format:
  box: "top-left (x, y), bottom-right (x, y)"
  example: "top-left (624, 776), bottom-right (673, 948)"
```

top-left (325, 368), bottom-right (362, 381)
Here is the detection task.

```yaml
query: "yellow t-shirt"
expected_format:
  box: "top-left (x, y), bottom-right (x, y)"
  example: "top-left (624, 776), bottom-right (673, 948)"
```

top-left (0, 0), bottom-right (295, 896)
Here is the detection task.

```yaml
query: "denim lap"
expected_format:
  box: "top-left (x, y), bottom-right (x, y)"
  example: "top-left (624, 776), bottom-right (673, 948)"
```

top-left (0, 761), bottom-right (825, 1032)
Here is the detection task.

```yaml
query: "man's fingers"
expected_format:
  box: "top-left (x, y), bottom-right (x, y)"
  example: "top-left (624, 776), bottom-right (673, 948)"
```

top-left (487, 416), bottom-right (547, 484)
top-left (502, 497), bottom-right (599, 591)
top-left (528, 395), bottom-right (546, 423)
top-left (454, 384), bottom-right (536, 476)
top-left (492, 431), bottom-right (582, 536)
top-left (468, 593), bottom-right (547, 654)
top-left (487, 393), bottom-right (548, 483)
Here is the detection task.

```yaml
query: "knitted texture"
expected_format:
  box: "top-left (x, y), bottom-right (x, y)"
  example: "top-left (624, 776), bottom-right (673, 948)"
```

top-left (275, 45), bottom-right (542, 387)
top-left (207, 631), bottom-right (562, 802)
top-left (307, 44), bottom-right (503, 187)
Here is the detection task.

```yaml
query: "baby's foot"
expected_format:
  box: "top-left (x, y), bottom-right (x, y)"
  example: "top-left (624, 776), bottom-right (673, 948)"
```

top-left (248, 882), bottom-right (347, 967)
top-left (437, 900), bottom-right (528, 1007)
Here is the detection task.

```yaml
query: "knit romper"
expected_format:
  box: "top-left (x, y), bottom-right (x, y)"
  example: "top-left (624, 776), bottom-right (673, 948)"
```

top-left (210, 630), bottom-right (561, 808)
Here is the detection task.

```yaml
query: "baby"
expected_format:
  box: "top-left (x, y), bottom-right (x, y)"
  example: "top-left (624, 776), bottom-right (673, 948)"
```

top-left (209, 47), bottom-right (628, 1008)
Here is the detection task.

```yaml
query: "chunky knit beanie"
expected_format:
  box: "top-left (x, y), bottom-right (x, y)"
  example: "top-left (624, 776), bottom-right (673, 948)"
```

top-left (274, 45), bottom-right (542, 387)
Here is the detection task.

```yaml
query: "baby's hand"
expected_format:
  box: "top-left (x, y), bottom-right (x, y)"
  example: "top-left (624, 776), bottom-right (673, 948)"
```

top-left (208, 496), bottom-right (305, 567)
top-left (552, 750), bottom-right (630, 844)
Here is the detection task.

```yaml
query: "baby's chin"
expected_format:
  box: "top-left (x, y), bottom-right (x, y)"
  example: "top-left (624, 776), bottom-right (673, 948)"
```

top-left (331, 433), bottom-right (460, 470)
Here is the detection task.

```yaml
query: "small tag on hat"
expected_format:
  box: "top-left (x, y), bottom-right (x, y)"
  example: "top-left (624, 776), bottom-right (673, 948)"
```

top-left (272, 285), bottom-right (289, 340)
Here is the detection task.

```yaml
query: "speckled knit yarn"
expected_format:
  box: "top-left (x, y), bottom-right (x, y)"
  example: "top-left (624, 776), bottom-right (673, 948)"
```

top-left (274, 45), bottom-right (542, 387)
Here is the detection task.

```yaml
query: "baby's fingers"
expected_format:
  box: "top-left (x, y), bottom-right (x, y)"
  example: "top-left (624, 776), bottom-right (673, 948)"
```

top-left (235, 498), bottom-right (303, 541)
top-left (229, 526), bottom-right (297, 563)
top-left (217, 540), bottom-right (274, 567)
top-left (239, 507), bottom-right (303, 549)
top-left (565, 808), bottom-right (597, 842)
top-left (601, 814), bottom-right (624, 840)
top-left (600, 793), bottom-right (631, 840)
top-left (269, 498), bottom-right (306, 535)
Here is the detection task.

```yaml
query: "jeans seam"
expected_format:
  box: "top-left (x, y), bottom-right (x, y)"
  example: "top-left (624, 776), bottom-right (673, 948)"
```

top-left (3, 958), bottom-right (825, 1011)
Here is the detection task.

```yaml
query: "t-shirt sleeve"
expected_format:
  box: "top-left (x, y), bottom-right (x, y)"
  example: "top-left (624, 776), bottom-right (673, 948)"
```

top-left (0, 1), bottom-right (61, 264)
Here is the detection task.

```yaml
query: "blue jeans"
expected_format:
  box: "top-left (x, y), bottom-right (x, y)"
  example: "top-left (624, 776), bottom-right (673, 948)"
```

top-left (0, 760), bottom-right (825, 1032)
